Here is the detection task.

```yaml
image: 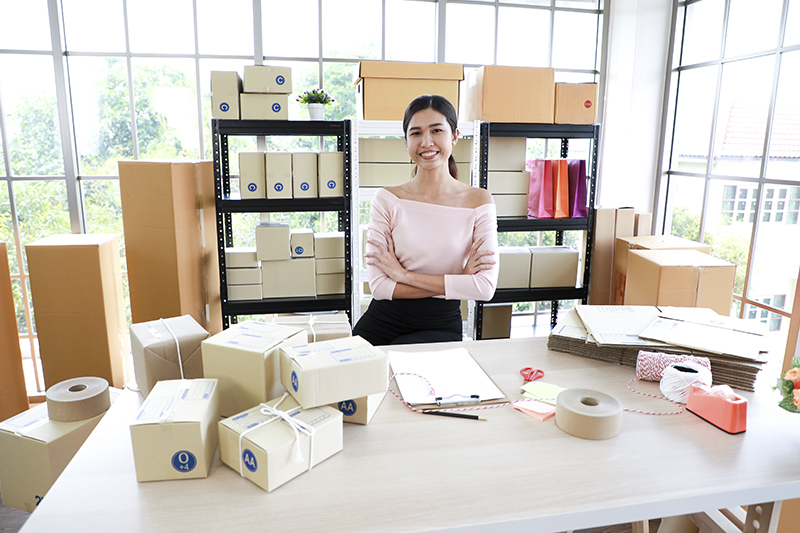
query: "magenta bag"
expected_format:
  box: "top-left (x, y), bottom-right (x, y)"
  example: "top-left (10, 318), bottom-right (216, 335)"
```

top-left (526, 159), bottom-right (554, 219)
top-left (567, 159), bottom-right (588, 218)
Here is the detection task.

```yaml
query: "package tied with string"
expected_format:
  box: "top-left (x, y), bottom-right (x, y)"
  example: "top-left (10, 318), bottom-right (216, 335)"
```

top-left (218, 393), bottom-right (342, 492)
top-left (129, 378), bottom-right (220, 482)
top-left (130, 315), bottom-right (210, 397)
top-left (272, 312), bottom-right (352, 343)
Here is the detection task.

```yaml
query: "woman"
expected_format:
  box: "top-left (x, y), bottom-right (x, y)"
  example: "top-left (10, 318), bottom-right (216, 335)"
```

top-left (352, 94), bottom-right (499, 346)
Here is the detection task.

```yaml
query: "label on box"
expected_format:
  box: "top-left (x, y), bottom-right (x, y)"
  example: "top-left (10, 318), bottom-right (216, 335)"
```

top-left (225, 329), bottom-right (283, 350)
top-left (330, 347), bottom-right (376, 363)
top-left (136, 396), bottom-right (176, 422)
top-left (182, 380), bottom-right (216, 401)
top-left (290, 342), bottom-right (335, 355)
top-left (286, 407), bottom-right (331, 427)
top-left (2, 408), bottom-right (49, 432)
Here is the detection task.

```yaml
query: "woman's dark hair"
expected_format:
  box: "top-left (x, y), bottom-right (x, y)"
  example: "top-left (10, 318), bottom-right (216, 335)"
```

top-left (402, 94), bottom-right (459, 180)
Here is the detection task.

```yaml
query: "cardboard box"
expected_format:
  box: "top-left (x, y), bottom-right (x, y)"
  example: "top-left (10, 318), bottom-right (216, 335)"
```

top-left (262, 258), bottom-right (316, 298)
top-left (225, 247), bottom-right (258, 268)
top-left (0, 394), bottom-right (113, 512)
top-left (119, 161), bottom-right (221, 335)
top-left (318, 152), bottom-right (344, 197)
top-left (239, 152), bottom-right (266, 199)
top-left (265, 152), bottom-right (292, 199)
top-left (281, 336), bottom-right (389, 409)
top-left (0, 242), bottom-right (28, 421)
top-left (615, 207), bottom-right (636, 239)
top-left (227, 267), bottom-right (262, 285)
top-left (26, 234), bottom-right (126, 389)
top-left (290, 229), bottom-right (314, 258)
top-left (497, 247), bottom-right (533, 289)
top-left (292, 153), bottom-right (318, 198)
top-left (462, 66), bottom-right (554, 123)
top-left (314, 232), bottom-right (345, 259)
top-left (635, 212), bottom-right (652, 236)
top-left (333, 391), bottom-right (386, 425)
top-left (613, 235), bottom-right (712, 305)
top-left (227, 284), bottom-right (263, 301)
top-left (202, 321), bottom-right (307, 417)
top-left (554, 83), bottom-right (598, 124)
top-left (482, 304), bottom-right (513, 340)
top-left (452, 139), bottom-right (473, 163)
top-left (130, 315), bottom-right (209, 397)
top-left (316, 257), bottom-right (345, 274)
top-left (493, 194), bottom-right (528, 217)
top-left (488, 137), bottom-right (527, 171)
top-left (588, 208), bottom-right (615, 305)
top-left (316, 273), bottom-right (346, 295)
top-left (129, 379), bottom-right (219, 482)
top-left (487, 171), bottom-right (530, 194)
top-left (240, 93), bottom-right (289, 120)
top-left (625, 249), bottom-right (735, 316)
top-left (272, 313), bottom-right (351, 343)
top-left (356, 61), bottom-right (464, 121)
top-left (218, 394), bottom-right (342, 492)
top-left (530, 246), bottom-right (579, 288)
top-left (243, 65), bottom-right (292, 94)
top-left (256, 222), bottom-right (290, 261)
top-left (359, 162), bottom-right (414, 187)
top-left (359, 138), bottom-right (410, 163)
top-left (211, 71), bottom-right (242, 119)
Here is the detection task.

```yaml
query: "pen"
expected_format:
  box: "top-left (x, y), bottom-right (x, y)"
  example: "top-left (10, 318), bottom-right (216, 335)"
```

top-left (422, 411), bottom-right (486, 421)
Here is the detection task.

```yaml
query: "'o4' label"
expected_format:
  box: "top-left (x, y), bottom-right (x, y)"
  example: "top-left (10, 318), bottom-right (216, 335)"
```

top-left (171, 450), bottom-right (197, 473)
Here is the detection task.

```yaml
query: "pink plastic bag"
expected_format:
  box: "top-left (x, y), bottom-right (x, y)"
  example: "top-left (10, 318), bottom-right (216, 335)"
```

top-left (526, 159), bottom-right (553, 219)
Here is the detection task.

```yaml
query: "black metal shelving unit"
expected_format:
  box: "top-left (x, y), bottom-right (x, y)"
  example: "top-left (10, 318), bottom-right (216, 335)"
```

top-left (474, 122), bottom-right (600, 339)
top-left (211, 118), bottom-right (353, 328)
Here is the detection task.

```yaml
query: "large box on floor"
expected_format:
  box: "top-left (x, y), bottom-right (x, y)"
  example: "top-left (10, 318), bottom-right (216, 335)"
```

top-left (26, 234), bottom-right (127, 389)
top-left (356, 61), bottom-right (464, 121)
top-left (281, 336), bottom-right (389, 409)
top-left (462, 66), bottom-right (554, 123)
top-left (130, 315), bottom-right (210, 397)
top-left (202, 321), bottom-right (307, 417)
top-left (119, 161), bottom-right (221, 335)
top-left (0, 242), bottom-right (28, 421)
top-left (129, 379), bottom-right (220, 482)
top-left (625, 249), bottom-right (736, 316)
top-left (218, 394), bottom-right (342, 492)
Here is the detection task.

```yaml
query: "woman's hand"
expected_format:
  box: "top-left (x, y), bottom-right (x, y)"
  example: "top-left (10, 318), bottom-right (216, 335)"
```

top-left (365, 232), bottom-right (408, 283)
top-left (462, 237), bottom-right (496, 275)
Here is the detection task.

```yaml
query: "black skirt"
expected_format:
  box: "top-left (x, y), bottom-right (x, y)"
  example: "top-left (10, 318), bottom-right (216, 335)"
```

top-left (352, 298), bottom-right (462, 346)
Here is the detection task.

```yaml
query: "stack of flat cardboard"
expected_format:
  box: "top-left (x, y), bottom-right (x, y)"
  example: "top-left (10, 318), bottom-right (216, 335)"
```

top-left (547, 305), bottom-right (767, 391)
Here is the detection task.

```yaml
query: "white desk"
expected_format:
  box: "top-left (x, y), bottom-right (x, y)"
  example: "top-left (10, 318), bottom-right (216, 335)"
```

top-left (19, 338), bottom-right (800, 533)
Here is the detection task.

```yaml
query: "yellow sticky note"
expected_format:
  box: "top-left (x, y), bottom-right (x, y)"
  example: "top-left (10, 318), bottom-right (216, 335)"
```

top-left (520, 381), bottom-right (565, 406)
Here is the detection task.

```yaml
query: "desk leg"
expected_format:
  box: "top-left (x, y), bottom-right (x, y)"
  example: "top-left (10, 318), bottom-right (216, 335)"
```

top-left (742, 502), bottom-right (781, 533)
top-left (632, 520), bottom-right (650, 533)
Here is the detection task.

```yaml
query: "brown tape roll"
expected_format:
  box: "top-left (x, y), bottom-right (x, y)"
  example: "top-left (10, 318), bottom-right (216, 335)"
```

top-left (555, 388), bottom-right (622, 440)
top-left (46, 377), bottom-right (111, 422)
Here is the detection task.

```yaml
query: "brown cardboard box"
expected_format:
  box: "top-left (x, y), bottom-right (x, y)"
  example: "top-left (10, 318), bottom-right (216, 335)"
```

top-left (588, 208), bottom-right (616, 305)
top-left (614, 207), bottom-right (636, 240)
top-left (256, 222), bottom-right (290, 261)
top-left (359, 138), bottom-right (410, 163)
top-left (210, 71), bottom-right (242, 119)
top-left (554, 83), bottom-right (598, 124)
top-left (497, 247), bottom-right (532, 289)
top-left (530, 246), bottom-right (579, 288)
top-left (634, 212), bottom-right (652, 236)
top-left (26, 234), bottom-right (126, 389)
top-left (612, 235), bottom-right (712, 305)
top-left (356, 61), bottom-right (464, 121)
top-left (488, 137), bottom-right (527, 171)
top-left (316, 273), bottom-right (346, 295)
top-left (482, 304), bottom-right (513, 339)
top-left (487, 171), bottom-right (530, 194)
top-left (494, 194), bottom-right (528, 217)
top-left (0, 243), bottom-right (28, 421)
top-left (119, 161), bottom-right (221, 335)
top-left (314, 232), bottom-right (345, 259)
top-left (462, 66), bottom-right (555, 123)
top-left (625, 249), bottom-right (735, 316)
top-left (359, 162), bottom-right (415, 187)
top-left (262, 258), bottom-right (316, 298)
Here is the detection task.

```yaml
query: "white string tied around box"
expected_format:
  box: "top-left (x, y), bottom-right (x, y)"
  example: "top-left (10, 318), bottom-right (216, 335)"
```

top-left (160, 318), bottom-right (184, 380)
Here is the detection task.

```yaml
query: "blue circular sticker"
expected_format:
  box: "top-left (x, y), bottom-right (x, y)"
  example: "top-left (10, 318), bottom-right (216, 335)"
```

top-left (291, 370), bottom-right (299, 392)
top-left (272, 102), bottom-right (281, 113)
top-left (220, 102), bottom-right (229, 112)
top-left (242, 449), bottom-right (257, 473)
top-left (295, 246), bottom-right (304, 255)
top-left (338, 400), bottom-right (357, 417)
top-left (327, 180), bottom-right (336, 189)
top-left (247, 182), bottom-right (257, 192)
top-left (274, 183), bottom-right (284, 192)
top-left (276, 75), bottom-right (285, 85)
top-left (171, 450), bottom-right (197, 473)
top-left (300, 182), bottom-right (309, 191)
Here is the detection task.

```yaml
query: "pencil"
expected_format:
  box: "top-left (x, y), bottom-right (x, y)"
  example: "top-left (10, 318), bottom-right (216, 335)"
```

top-left (422, 411), bottom-right (486, 421)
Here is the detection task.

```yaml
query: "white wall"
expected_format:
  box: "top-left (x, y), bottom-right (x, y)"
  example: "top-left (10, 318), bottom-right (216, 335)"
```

top-left (597, 0), bottom-right (673, 219)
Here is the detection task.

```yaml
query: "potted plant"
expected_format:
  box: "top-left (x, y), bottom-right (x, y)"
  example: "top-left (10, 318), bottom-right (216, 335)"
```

top-left (297, 89), bottom-right (334, 120)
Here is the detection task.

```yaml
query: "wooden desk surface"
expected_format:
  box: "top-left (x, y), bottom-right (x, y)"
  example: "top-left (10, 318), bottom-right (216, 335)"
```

top-left (19, 338), bottom-right (800, 533)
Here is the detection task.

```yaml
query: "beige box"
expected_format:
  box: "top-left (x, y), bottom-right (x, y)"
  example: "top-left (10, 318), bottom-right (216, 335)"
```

top-left (554, 83), bottom-right (598, 124)
top-left (318, 152), bottom-right (344, 197)
top-left (281, 336), bottom-right (389, 409)
top-left (26, 234), bottom-right (126, 389)
top-left (262, 258), bottom-right (316, 298)
top-left (273, 313), bottom-right (351, 343)
top-left (615, 207), bottom-right (636, 239)
top-left (497, 247), bottom-right (532, 289)
top-left (239, 152), bottom-right (266, 199)
top-left (118, 161), bottom-right (221, 336)
top-left (588, 208), bottom-right (616, 305)
top-left (332, 391), bottom-right (387, 425)
top-left (316, 273), bottom-right (346, 295)
top-left (290, 229), bottom-right (314, 258)
top-left (211, 71), bottom-right (242, 119)
top-left (218, 395), bottom-right (342, 492)
top-left (493, 194), bottom-right (528, 217)
top-left (488, 137), bottom-right (528, 171)
top-left (201, 321), bottom-right (307, 417)
top-left (0, 400), bottom-right (110, 512)
top-left (314, 232), bottom-right (345, 259)
top-left (0, 243), bottom-right (28, 421)
top-left (256, 222), bottom-right (290, 261)
top-left (482, 304), bottom-right (513, 340)
top-left (456, 162), bottom-right (471, 185)
top-left (356, 61), bottom-right (464, 121)
top-left (227, 267), bottom-right (262, 286)
top-left (359, 162), bottom-right (415, 187)
top-left (129, 379), bottom-right (220, 482)
top-left (266, 152), bottom-right (292, 199)
top-left (635, 212), bottom-right (652, 236)
top-left (227, 284), bottom-right (263, 301)
top-left (243, 65), bottom-right (292, 94)
top-left (530, 246), bottom-right (579, 288)
top-left (240, 93), bottom-right (289, 120)
top-left (487, 171), bottom-right (530, 194)
top-left (292, 153), bottom-right (318, 198)
top-left (359, 138), bottom-right (410, 163)
top-left (225, 247), bottom-right (258, 268)
top-left (452, 139), bottom-right (473, 163)
top-left (316, 257), bottom-right (345, 274)
top-left (130, 315), bottom-right (209, 398)
top-left (462, 66), bottom-right (554, 123)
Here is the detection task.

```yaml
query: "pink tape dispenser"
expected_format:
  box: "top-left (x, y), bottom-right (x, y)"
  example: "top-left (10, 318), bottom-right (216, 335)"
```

top-left (686, 384), bottom-right (747, 434)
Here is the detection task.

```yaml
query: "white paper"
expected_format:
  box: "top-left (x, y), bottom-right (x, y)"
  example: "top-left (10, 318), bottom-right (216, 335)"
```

top-left (575, 305), bottom-right (666, 346)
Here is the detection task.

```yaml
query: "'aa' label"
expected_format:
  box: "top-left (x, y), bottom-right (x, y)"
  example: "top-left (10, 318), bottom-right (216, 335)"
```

top-left (338, 400), bottom-right (357, 417)
top-left (171, 450), bottom-right (197, 473)
top-left (291, 371), bottom-right (299, 392)
top-left (242, 449), bottom-right (258, 472)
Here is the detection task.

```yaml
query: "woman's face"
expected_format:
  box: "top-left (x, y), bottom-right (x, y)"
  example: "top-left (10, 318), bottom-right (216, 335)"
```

top-left (405, 107), bottom-right (458, 173)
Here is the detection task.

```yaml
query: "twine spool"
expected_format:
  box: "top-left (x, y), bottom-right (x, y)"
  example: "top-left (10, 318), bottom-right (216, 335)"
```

top-left (659, 362), bottom-right (712, 404)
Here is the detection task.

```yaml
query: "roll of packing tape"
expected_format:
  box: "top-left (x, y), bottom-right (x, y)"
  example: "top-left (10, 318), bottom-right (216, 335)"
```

top-left (555, 388), bottom-right (623, 440)
top-left (46, 376), bottom-right (111, 422)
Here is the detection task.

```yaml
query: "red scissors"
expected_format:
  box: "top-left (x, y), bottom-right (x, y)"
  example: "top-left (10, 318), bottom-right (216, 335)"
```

top-left (520, 367), bottom-right (545, 382)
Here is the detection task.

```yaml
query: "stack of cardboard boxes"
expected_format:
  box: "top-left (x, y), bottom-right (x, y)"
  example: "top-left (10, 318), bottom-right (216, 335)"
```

top-left (497, 246), bottom-right (580, 290)
top-left (239, 150), bottom-right (344, 200)
top-left (240, 65), bottom-right (292, 120)
top-left (487, 137), bottom-right (529, 217)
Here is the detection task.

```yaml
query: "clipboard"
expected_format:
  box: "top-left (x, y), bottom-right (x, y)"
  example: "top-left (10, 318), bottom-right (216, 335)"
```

top-left (387, 348), bottom-right (507, 410)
